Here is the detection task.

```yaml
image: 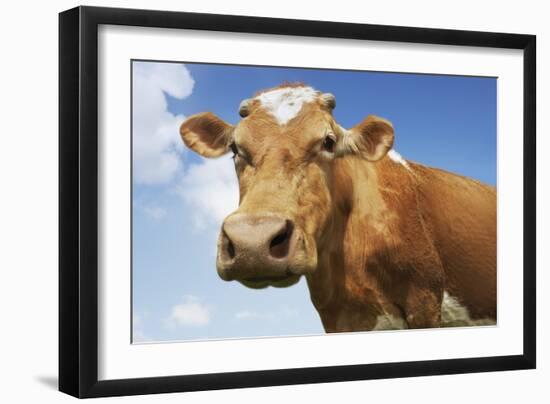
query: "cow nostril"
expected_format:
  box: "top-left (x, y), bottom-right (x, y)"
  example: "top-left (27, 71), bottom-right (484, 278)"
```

top-left (221, 230), bottom-right (236, 261)
top-left (226, 238), bottom-right (235, 259)
top-left (269, 220), bottom-right (294, 259)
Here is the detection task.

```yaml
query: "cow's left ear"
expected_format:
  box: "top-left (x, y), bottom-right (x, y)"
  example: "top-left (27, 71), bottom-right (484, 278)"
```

top-left (341, 115), bottom-right (394, 162)
top-left (180, 112), bottom-right (234, 158)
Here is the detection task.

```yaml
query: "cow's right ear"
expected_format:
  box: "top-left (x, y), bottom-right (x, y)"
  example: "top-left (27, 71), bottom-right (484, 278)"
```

top-left (339, 115), bottom-right (394, 162)
top-left (179, 112), bottom-right (234, 158)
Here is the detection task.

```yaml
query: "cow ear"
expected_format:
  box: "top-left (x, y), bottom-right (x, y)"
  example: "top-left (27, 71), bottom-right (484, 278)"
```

top-left (180, 112), bottom-right (234, 157)
top-left (344, 115), bottom-right (394, 162)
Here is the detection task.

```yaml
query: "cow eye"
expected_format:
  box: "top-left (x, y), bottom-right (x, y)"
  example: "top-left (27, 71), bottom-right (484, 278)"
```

top-left (229, 142), bottom-right (239, 157)
top-left (322, 136), bottom-right (336, 153)
top-left (230, 142), bottom-right (252, 166)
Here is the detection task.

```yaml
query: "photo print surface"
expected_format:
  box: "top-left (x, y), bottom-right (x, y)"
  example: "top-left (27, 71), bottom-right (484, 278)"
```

top-left (131, 60), bottom-right (497, 343)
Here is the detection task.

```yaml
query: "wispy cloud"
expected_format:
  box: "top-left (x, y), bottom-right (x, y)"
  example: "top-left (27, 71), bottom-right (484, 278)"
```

top-left (176, 156), bottom-right (239, 230)
top-left (133, 198), bottom-right (168, 221)
top-left (142, 204), bottom-right (167, 221)
top-left (132, 312), bottom-right (151, 343)
top-left (234, 305), bottom-right (299, 322)
top-left (235, 310), bottom-right (262, 320)
top-left (132, 61), bottom-right (194, 184)
top-left (165, 295), bottom-right (211, 327)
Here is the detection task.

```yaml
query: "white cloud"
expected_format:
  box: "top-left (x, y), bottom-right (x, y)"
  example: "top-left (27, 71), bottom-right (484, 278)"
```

top-left (132, 61), bottom-right (195, 184)
top-left (176, 156), bottom-right (239, 230)
top-left (166, 295), bottom-right (211, 327)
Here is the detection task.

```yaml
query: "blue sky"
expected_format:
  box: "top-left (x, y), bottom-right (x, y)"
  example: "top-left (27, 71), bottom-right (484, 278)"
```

top-left (132, 61), bottom-right (496, 343)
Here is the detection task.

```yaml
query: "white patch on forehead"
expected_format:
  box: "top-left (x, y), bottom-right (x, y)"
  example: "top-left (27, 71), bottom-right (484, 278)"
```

top-left (255, 86), bottom-right (319, 125)
top-left (387, 149), bottom-right (411, 171)
top-left (441, 291), bottom-right (495, 327)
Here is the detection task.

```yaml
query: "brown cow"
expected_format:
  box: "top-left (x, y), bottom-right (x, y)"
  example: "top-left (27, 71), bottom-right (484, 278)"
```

top-left (179, 83), bottom-right (496, 332)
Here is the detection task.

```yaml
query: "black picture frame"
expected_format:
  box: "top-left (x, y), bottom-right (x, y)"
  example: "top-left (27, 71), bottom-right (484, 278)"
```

top-left (59, 5), bottom-right (536, 398)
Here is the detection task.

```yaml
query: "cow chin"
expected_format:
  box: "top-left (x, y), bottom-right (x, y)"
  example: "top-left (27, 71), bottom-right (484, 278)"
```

top-left (239, 274), bottom-right (302, 289)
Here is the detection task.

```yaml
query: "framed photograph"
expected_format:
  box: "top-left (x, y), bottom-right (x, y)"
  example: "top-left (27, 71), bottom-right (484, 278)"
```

top-left (59, 6), bottom-right (536, 398)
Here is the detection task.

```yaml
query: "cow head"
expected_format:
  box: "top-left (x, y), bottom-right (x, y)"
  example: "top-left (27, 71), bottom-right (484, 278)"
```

top-left (180, 84), bottom-right (394, 289)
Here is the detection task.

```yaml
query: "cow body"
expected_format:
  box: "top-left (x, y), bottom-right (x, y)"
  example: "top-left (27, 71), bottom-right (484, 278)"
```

top-left (179, 83), bottom-right (497, 332)
top-left (308, 155), bottom-right (496, 331)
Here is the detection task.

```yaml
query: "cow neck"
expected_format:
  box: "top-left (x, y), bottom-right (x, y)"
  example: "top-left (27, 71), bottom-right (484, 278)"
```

top-left (306, 156), bottom-right (389, 317)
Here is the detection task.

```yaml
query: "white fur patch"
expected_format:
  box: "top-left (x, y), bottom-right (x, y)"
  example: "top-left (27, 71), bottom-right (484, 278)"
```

top-left (441, 291), bottom-right (471, 324)
top-left (373, 313), bottom-right (408, 330)
top-left (441, 291), bottom-right (495, 327)
top-left (387, 149), bottom-right (411, 171)
top-left (255, 86), bottom-right (318, 125)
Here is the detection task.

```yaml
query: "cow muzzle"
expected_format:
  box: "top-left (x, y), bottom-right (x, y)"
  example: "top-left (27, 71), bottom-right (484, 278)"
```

top-left (216, 213), bottom-right (316, 289)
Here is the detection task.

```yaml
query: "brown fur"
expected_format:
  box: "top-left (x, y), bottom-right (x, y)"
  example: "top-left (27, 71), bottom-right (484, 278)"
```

top-left (309, 156), bottom-right (496, 331)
